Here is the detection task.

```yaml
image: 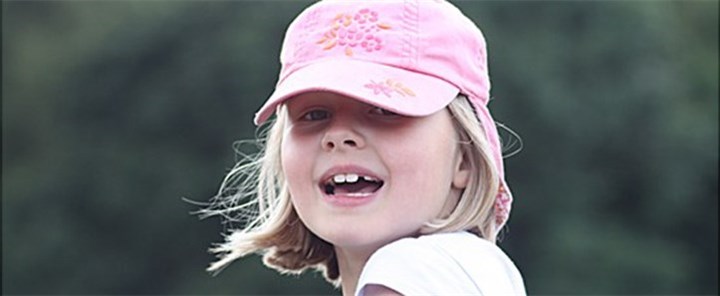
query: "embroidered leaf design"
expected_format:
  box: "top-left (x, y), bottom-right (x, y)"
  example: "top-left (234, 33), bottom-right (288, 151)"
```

top-left (323, 39), bottom-right (337, 50)
top-left (365, 79), bottom-right (416, 98)
top-left (401, 87), bottom-right (416, 97)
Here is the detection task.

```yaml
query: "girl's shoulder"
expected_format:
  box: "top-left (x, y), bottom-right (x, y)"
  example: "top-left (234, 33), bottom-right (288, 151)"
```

top-left (356, 231), bottom-right (526, 296)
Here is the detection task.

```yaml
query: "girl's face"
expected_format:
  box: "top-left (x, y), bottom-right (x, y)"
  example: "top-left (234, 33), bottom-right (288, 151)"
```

top-left (281, 91), bottom-right (470, 254)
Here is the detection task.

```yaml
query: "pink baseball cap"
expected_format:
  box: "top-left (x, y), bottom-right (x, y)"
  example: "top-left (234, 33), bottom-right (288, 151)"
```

top-left (254, 0), bottom-right (514, 233)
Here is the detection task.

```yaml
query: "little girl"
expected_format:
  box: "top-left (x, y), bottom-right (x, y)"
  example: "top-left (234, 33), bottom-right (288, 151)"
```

top-left (202, 0), bottom-right (526, 295)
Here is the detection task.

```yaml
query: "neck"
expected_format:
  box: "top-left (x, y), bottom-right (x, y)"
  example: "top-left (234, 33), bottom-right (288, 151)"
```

top-left (335, 246), bottom-right (375, 296)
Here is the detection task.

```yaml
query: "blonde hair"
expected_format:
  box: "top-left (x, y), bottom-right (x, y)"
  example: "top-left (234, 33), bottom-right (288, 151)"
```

top-left (199, 95), bottom-right (500, 284)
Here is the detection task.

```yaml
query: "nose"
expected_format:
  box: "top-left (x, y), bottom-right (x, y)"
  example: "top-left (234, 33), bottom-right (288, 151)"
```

top-left (321, 120), bottom-right (366, 151)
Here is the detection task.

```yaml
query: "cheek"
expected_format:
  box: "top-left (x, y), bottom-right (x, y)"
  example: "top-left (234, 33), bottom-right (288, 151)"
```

top-left (280, 135), bottom-right (323, 233)
top-left (387, 139), bottom-right (456, 193)
top-left (389, 121), bottom-right (457, 175)
top-left (382, 128), bottom-right (458, 211)
top-left (281, 135), bottom-right (313, 194)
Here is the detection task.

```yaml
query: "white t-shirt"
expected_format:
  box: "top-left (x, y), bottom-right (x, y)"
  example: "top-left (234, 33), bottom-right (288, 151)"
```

top-left (355, 231), bottom-right (526, 296)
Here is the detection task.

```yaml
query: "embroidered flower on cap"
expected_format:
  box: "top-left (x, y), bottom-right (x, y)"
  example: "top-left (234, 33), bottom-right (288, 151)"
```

top-left (364, 79), bottom-right (416, 98)
top-left (316, 8), bottom-right (392, 57)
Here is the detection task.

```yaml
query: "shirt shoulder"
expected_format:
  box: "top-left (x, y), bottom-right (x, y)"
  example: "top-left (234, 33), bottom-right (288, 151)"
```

top-left (356, 231), bottom-right (526, 296)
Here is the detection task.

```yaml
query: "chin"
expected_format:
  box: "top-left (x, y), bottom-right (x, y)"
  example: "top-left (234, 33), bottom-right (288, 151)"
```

top-left (312, 223), bottom-right (415, 252)
top-left (315, 225), bottom-right (376, 248)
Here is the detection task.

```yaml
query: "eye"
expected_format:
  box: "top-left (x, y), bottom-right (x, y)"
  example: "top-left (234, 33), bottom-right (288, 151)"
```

top-left (369, 107), bottom-right (399, 117)
top-left (301, 109), bottom-right (330, 121)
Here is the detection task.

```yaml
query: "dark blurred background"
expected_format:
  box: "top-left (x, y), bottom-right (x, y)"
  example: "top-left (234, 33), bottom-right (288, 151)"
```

top-left (2, 1), bottom-right (717, 295)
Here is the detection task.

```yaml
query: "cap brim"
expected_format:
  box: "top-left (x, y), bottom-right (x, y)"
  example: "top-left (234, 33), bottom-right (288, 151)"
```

top-left (254, 59), bottom-right (460, 125)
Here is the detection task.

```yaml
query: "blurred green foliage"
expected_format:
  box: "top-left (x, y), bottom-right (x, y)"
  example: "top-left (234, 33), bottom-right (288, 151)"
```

top-left (2, 1), bottom-right (717, 295)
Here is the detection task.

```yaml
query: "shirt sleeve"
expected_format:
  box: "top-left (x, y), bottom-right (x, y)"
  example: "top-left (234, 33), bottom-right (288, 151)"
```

top-left (355, 234), bottom-right (525, 296)
top-left (356, 237), bottom-right (481, 296)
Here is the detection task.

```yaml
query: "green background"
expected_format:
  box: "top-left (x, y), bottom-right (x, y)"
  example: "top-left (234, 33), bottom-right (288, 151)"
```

top-left (3, 1), bottom-right (717, 295)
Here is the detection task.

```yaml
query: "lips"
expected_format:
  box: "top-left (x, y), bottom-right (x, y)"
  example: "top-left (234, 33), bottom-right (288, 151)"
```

top-left (319, 166), bottom-right (385, 197)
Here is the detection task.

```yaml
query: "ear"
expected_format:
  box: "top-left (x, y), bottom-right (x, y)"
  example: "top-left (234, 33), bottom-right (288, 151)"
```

top-left (452, 149), bottom-right (471, 189)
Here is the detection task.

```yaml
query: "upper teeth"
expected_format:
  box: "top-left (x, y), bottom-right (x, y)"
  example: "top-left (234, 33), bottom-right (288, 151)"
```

top-left (331, 174), bottom-right (377, 184)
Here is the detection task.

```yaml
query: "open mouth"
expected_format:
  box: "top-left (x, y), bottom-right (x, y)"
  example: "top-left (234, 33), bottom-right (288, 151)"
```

top-left (321, 173), bottom-right (384, 196)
